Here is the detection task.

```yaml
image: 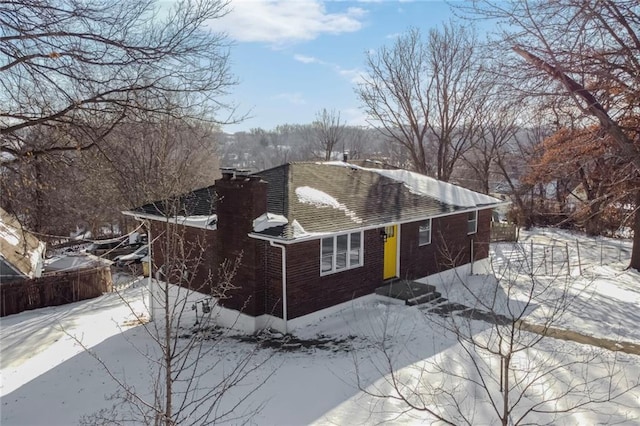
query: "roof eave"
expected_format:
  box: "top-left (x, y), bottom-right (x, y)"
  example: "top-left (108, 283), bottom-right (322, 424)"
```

top-left (122, 210), bottom-right (217, 230)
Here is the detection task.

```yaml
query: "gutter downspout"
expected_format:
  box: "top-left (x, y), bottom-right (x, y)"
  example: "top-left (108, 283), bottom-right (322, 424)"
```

top-left (269, 240), bottom-right (287, 334)
top-left (133, 216), bottom-right (153, 322)
top-left (146, 221), bottom-right (153, 322)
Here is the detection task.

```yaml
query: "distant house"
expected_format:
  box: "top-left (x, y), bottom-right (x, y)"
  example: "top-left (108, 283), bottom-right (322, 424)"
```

top-left (124, 161), bottom-right (507, 333)
top-left (566, 183), bottom-right (589, 212)
top-left (0, 208), bottom-right (45, 282)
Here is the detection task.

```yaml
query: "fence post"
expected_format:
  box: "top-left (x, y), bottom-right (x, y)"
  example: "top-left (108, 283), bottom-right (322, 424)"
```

top-left (619, 240), bottom-right (622, 262)
top-left (575, 240), bottom-right (582, 275)
top-left (530, 240), bottom-right (534, 272)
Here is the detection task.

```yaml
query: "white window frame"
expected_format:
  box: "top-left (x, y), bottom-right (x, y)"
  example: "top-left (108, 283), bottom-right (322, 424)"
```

top-left (418, 219), bottom-right (432, 246)
top-left (467, 210), bottom-right (478, 235)
top-left (320, 231), bottom-right (364, 276)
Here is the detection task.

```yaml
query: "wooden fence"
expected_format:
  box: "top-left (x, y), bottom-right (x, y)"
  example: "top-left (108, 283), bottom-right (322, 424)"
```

top-left (488, 237), bottom-right (630, 277)
top-left (0, 266), bottom-right (113, 317)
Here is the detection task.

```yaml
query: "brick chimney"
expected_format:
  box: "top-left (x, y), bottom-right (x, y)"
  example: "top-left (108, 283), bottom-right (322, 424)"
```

top-left (214, 170), bottom-right (267, 316)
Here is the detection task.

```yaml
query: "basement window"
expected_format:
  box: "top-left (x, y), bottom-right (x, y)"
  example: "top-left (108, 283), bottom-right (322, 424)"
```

top-left (321, 231), bottom-right (363, 275)
top-left (468, 210), bottom-right (478, 235)
top-left (419, 219), bottom-right (432, 246)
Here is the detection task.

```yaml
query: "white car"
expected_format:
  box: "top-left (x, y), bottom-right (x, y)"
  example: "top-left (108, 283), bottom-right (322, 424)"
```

top-left (113, 245), bottom-right (148, 267)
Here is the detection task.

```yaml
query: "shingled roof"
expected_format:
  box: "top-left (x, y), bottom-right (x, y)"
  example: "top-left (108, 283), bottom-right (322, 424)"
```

top-left (254, 162), bottom-right (503, 239)
top-left (131, 185), bottom-right (217, 217)
top-left (124, 162), bottom-right (505, 239)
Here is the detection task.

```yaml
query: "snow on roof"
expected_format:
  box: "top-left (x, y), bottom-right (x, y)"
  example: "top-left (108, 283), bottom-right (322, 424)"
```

top-left (295, 186), bottom-right (363, 224)
top-left (291, 219), bottom-right (307, 238)
top-left (45, 255), bottom-right (109, 272)
top-left (0, 221), bottom-right (20, 246)
top-left (369, 169), bottom-right (503, 208)
top-left (290, 220), bottom-right (333, 239)
top-left (122, 211), bottom-right (217, 230)
top-left (0, 208), bottom-right (45, 278)
top-left (322, 161), bottom-right (505, 208)
top-left (253, 213), bottom-right (288, 233)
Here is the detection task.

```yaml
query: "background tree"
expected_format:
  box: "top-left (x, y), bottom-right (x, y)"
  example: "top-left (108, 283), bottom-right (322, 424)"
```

top-left (357, 23), bottom-right (485, 180)
top-left (0, 124), bottom-right (126, 236)
top-left (98, 113), bottom-right (220, 209)
top-left (0, 0), bottom-right (234, 237)
top-left (1, 0), bottom-right (236, 162)
top-left (458, 87), bottom-right (519, 194)
top-left (0, 111), bottom-right (221, 238)
top-left (341, 126), bottom-right (367, 160)
top-left (524, 122), bottom-right (639, 236)
top-left (463, 0), bottom-right (640, 269)
top-left (312, 108), bottom-right (345, 161)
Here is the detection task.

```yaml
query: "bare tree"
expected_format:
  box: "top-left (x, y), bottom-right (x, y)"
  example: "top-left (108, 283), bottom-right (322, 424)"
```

top-left (462, 0), bottom-right (640, 269)
top-left (341, 126), bottom-right (368, 160)
top-left (357, 23), bottom-right (485, 180)
top-left (97, 115), bottom-right (220, 209)
top-left (78, 216), bottom-right (272, 426)
top-left (312, 108), bottom-right (345, 161)
top-left (355, 243), bottom-right (639, 424)
top-left (458, 89), bottom-right (519, 195)
top-left (0, 0), bottom-right (237, 165)
top-left (0, 111), bottom-right (221, 238)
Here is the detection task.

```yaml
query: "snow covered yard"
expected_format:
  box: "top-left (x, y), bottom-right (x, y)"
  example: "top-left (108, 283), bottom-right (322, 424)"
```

top-left (1, 229), bottom-right (639, 425)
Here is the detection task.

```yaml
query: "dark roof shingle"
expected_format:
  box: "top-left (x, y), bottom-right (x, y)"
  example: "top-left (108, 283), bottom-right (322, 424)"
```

top-left (256, 163), bottom-right (459, 239)
top-left (132, 185), bottom-right (216, 217)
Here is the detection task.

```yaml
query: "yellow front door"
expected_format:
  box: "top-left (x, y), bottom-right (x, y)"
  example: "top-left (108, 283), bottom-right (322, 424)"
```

top-left (383, 225), bottom-right (397, 280)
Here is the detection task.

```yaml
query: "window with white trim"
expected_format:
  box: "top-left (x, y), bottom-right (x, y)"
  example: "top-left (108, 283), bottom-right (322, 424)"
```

top-left (467, 210), bottom-right (478, 234)
top-left (320, 231), bottom-right (363, 275)
top-left (419, 219), bottom-right (432, 246)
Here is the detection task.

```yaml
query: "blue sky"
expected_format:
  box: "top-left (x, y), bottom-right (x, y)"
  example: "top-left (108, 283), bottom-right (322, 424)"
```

top-left (212, 0), bottom-right (458, 133)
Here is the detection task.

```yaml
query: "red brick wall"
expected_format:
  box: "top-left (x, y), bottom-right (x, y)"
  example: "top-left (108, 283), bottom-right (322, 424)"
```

top-left (149, 176), bottom-right (269, 318)
top-left (399, 208), bottom-right (492, 279)
top-left (151, 188), bottom-right (493, 322)
top-left (150, 221), bottom-right (218, 296)
top-left (272, 229), bottom-right (384, 320)
top-left (271, 209), bottom-right (492, 320)
top-left (212, 175), bottom-right (267, 316)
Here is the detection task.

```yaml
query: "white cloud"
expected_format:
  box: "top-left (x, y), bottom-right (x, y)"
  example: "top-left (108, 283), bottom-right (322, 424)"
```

top-left (293, 54), bottom-right (320, 64)
top-left (215, 0), bottom-right (366, 46)
top-left (337, 67), bottom-right (366, 85)
top-left (294, 53), bottom-right (365, 84)
top-left (272, 92), bottom-right (307, 105)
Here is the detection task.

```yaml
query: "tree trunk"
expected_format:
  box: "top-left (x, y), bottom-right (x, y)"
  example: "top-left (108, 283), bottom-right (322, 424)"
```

top-left (502, 354), bottom-right (510, 426)
top-left (584, 201), bottom-right (603, 237)
top-left (630, 191), bottom-right (640, 272)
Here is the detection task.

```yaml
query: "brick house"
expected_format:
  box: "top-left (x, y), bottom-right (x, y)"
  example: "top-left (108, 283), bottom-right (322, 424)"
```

top-left (123, 161), bottom-right (506, 333)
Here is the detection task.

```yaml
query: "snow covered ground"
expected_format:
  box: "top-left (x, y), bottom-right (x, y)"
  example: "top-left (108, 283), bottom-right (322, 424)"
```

top-left (1, 228), bottom-right (639, 425)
